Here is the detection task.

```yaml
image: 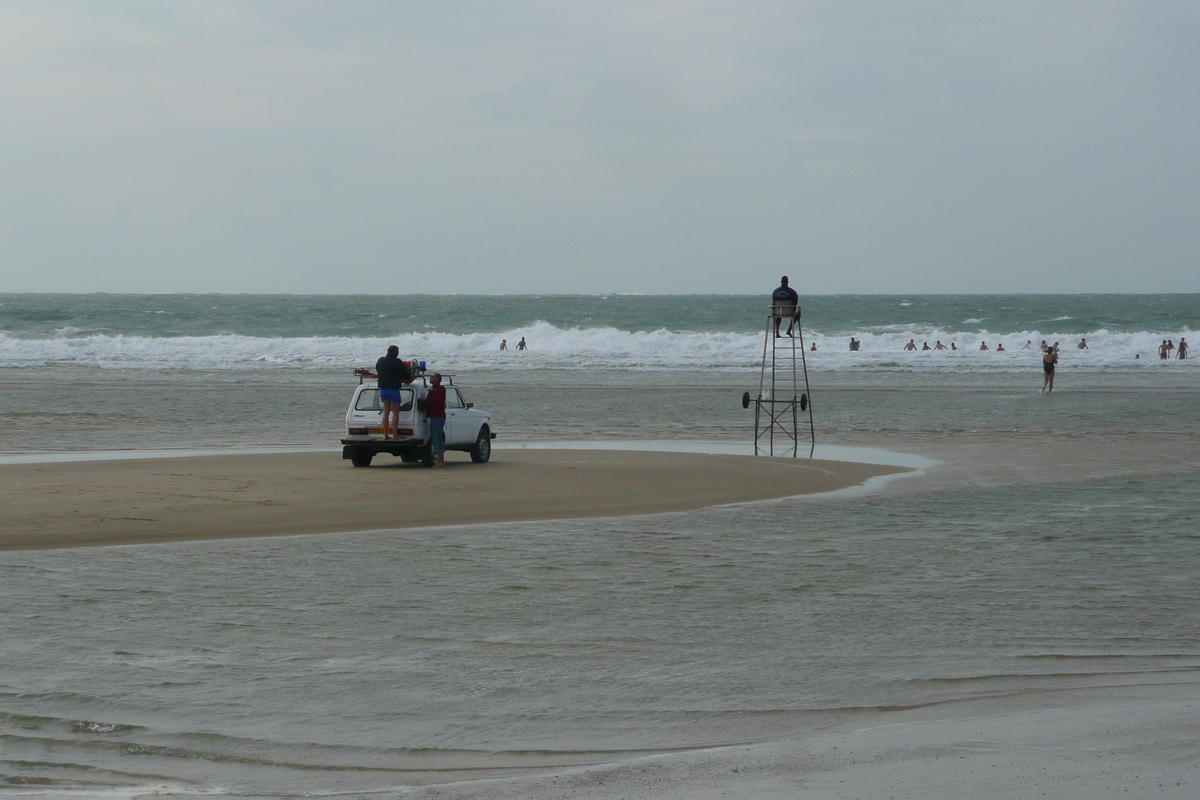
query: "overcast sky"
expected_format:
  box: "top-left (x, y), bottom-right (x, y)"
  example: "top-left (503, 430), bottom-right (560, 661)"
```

top-left (1, 1), bottom-right (1197, 294)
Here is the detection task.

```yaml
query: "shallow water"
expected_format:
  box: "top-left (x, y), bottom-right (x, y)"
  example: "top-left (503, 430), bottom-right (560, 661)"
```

top-left (2, 472), bottom-right (1197, 795)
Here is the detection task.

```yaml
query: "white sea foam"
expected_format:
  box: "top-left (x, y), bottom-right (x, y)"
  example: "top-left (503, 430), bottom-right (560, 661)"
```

top-left (0, 323), bottom-right (1193, 372)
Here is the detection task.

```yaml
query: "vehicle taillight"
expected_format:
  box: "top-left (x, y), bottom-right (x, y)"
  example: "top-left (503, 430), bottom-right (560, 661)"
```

top-left (348, 427), bottom-right (368, 435)
top-left (397, 428), bottom-right (413, 435)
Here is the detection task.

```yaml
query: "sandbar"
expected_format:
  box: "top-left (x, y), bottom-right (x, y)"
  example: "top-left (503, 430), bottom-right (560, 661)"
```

top-left (0, 449), bottom-right (905, 551)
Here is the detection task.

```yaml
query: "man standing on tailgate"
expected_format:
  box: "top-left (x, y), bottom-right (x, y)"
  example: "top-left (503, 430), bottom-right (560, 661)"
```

top-left (375, 345), bottom-right (412, 440)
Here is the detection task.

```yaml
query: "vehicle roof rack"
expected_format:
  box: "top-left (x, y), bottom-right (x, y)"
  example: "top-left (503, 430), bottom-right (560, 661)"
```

top-left (354, 368), bottom-right (455, 386)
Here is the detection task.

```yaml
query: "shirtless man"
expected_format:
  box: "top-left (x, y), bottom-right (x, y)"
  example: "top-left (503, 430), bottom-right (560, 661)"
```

top-left (979, 341), bottom-right (989, 351)
top-left (903, 339), bottom-right (917, 351)
top-left (499, 339), bottom-right (508, 351)
top-left (934, 341), bottom-right (947, 350)
top-left (921, 342), bottom-right (931, 351)
top-left (1078, 338), bottom-right (1088, 350)
top-left (996, 343), bottom-right (1005, 352)
top-left (1022, 340), bottom-right (1033, 350)
top-left (1179, 338), bottom-right (1189, 359)
top-left (516, 337), bottom-right (528, 351)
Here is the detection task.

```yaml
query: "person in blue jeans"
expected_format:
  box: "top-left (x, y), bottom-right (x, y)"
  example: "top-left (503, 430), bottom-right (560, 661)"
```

top-left (425, 373), bottom-right (448, 468)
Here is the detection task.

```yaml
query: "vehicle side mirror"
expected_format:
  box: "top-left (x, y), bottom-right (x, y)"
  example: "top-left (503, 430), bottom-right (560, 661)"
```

top-left (466, 402), bottom-right (473, 409)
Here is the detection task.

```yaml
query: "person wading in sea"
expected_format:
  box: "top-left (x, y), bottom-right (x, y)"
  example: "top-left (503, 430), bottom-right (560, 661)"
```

top-left (1041, 347), bottom-right (1058, 393)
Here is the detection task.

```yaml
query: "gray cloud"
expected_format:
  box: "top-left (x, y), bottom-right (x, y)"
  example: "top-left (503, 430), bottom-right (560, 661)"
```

top-left (0, 0), bottom-right (1196, 293)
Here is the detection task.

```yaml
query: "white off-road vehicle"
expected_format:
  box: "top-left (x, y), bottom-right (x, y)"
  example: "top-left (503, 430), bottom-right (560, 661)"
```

top-left (340, 369), bottom-right (495, 468)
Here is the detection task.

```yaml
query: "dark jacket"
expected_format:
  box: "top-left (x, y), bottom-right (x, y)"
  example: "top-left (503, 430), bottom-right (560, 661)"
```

top-left (375, 355), bottom-right (412, 389)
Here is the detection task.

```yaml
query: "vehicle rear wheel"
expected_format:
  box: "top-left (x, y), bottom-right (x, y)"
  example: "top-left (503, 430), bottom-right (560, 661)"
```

top-left (470, 427), bottom-right (492, 463)
top-left (399, 451), bottom-right (419, 463)
top-left (349, 449), bottom-right (374, 468)
top-left (420, 444), bottom-right (434, 468)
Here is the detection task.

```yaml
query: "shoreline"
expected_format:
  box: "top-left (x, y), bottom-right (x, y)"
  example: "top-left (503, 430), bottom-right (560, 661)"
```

top-left (0, 440), bottom-right (936, 467)
top-left (0, 449), bottom-right (908, 551)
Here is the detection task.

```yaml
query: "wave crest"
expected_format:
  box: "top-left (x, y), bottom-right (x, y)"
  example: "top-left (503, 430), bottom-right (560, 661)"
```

top-left (0, 322), bottom-right (1193, 372)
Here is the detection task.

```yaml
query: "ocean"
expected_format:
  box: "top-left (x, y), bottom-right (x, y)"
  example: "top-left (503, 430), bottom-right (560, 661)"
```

top-left (0, 293), bottom-right (1197, 797)
top-left (1, 293), bottom-right (1196, 373)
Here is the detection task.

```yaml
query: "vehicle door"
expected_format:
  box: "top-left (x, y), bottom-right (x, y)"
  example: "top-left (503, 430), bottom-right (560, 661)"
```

top-left (347, 385), bottom-right (384, 435)
top-left (443, 386), bottom-right (475, 444)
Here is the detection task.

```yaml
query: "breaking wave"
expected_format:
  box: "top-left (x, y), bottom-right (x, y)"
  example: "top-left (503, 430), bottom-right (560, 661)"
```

top-left (0, 322), bottom-right (1194, 372)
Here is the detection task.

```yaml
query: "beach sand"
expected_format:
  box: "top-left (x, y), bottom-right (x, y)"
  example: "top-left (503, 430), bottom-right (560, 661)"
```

top-left (0, 449), bottom-right (905, 551)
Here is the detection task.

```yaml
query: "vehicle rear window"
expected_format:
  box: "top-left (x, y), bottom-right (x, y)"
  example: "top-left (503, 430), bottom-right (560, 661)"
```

top-left (355, 388), bottom-right (413, 411)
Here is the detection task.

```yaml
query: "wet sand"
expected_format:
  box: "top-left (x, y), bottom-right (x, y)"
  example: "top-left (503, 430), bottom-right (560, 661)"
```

top-left (415, 685), bottom-right (1199, 800)
top-left (0, 449), bottom-right (905, 551)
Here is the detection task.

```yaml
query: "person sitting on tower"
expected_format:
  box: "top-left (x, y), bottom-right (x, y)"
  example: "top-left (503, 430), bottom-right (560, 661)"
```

top-left (771, 276), bottom-right (800, 338)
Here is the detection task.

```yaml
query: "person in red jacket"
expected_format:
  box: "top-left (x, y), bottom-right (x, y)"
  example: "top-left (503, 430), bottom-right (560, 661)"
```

top-left (425, 373), bottom-right (448, 469)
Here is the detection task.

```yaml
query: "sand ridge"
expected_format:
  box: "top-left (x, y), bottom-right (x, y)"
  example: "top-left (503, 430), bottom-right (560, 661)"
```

top-left (0, 449), bottom-right (905, 550)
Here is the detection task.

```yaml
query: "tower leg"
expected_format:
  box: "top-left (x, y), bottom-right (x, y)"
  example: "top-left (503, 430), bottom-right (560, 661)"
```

top-left (755, 310), bottom-right (814, 459)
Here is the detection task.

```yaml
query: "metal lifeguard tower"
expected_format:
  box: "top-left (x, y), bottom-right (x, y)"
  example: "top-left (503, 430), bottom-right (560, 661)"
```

top-left (742, 305), bottom-right (815, 457)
